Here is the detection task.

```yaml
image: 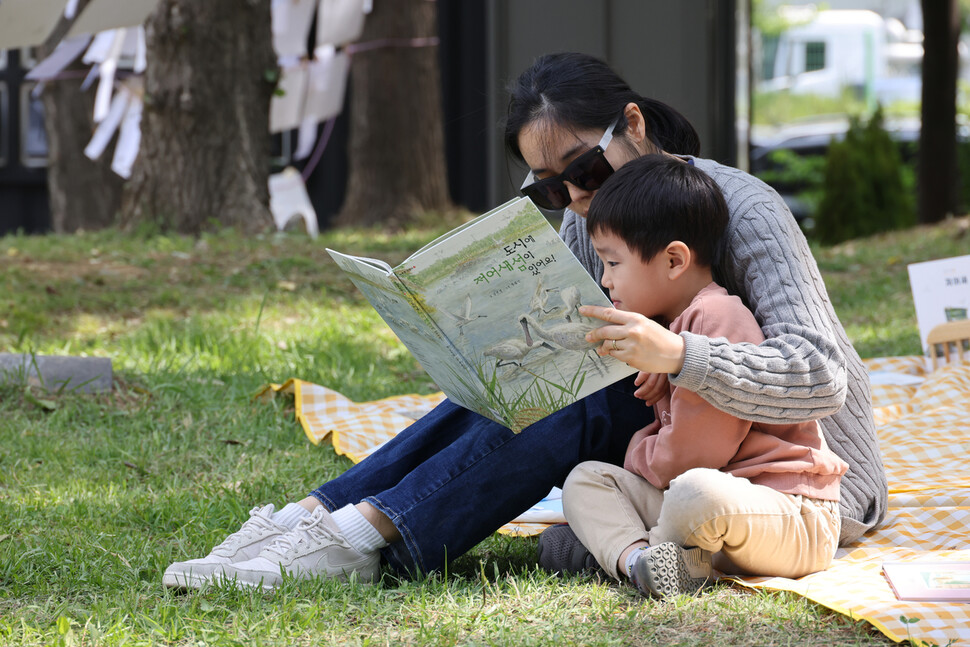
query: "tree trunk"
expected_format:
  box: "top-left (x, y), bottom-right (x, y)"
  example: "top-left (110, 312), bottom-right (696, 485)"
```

top-left (120, 0), bottom-right (276, 235)
top-left (40, 1), bottom-right (123, 233)
top-left (918, 0), bottom-right (960, 224)
top-left (42, 82), bottom-right (125, 233)
top-left (336, 0), bottom-right (451, 229)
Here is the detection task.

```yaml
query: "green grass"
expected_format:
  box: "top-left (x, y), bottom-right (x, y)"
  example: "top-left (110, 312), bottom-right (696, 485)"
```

top-left (812, 216), bottom-right (970, 359)
top-left (751, 89), bottom-right (921, 128)
top-left (4, 216), bottom-right (967, 646)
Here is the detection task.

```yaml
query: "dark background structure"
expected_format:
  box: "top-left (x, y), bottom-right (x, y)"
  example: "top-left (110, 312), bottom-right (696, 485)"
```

top-left (0, 0), bottom-right (738, 235)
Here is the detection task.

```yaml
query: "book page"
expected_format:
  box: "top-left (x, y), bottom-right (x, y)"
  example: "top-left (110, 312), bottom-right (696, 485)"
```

top-left (393, 197), bottom-right (636, 431)
top-left (327, 249), bottom-right (484, 411)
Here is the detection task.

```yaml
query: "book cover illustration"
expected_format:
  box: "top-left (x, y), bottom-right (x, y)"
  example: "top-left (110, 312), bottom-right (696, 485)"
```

top-left (882, 561), bottom-right (970, 602)
top-left (327, 197), bottom-right (635, 432)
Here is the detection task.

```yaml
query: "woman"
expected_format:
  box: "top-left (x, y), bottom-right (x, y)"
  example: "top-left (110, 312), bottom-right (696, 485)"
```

top-left (163, 53), bottom-right (886, 591)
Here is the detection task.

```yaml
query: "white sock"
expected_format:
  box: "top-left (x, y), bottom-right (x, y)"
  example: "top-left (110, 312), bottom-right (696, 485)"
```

top-left (272, 502), bottom-right (311, 529)
top-left (626, 546), bottom-right (649, 580)
top-left (331, 504), bottom-right (389, 553)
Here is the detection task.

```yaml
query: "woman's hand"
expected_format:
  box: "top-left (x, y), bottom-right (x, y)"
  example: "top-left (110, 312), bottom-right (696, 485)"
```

top-left (581, 305), bottom-right (687, 376)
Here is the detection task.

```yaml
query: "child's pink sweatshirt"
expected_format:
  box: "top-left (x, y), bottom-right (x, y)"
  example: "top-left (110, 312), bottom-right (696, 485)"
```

top-left (624, 283), bottom-right (849, 500)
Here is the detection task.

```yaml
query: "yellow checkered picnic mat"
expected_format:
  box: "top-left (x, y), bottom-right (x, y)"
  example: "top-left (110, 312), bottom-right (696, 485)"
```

top-left (256, 379), bottom-right (445, 463)
top-left (736, 357), bottom-right (970, 646)
top-left (265, 358), bottom-right (970, 645)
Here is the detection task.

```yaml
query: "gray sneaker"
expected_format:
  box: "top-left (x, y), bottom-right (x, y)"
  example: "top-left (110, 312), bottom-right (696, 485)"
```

top-left (536, 524), bottom-right (605, 576)
top-left (220, 506), bottom-right (380, 590)
top-left (162, 504), bottom-right (290, 590)
top-left (630, 542), bottom-right (714, 598)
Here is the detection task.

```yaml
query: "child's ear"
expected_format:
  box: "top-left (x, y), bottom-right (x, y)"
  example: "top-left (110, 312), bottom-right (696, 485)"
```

top-left (665, 241), bottom-right (691, 280)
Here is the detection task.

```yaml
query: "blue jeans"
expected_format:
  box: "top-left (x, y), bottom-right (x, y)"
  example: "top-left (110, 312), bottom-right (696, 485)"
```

top-left (309, 374), bottom-right (650, 576)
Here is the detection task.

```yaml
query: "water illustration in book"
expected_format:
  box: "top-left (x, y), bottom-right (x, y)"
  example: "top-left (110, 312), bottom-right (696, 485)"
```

top-left (327, 197), bottom-right (636, 432)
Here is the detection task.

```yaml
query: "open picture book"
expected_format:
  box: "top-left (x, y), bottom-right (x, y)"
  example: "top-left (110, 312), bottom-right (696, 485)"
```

top-left (327, 197), bottom-right (636, 432)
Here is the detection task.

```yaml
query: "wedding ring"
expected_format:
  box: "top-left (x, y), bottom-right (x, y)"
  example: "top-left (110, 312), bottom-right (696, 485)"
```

top-left (611, 339), bottom-right (619, 351)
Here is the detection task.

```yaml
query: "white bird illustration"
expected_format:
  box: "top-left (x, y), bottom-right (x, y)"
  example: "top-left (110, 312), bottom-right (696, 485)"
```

top-left (440, 294), bottom-right (486, 336)
top-left (483, 337), bottom-right (554, 368)
top-left (529, 277), bottom-right (555, 318)
top-left (518, 314), bottom-right (605, 374)
top-left (546, 285), bottom-right (584, 322)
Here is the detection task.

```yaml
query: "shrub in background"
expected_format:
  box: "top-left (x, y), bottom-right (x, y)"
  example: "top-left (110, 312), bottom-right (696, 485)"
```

top-left (815, 107), bottom-right (915, 245)
top-left (755, 148), bottom-right (827, 231)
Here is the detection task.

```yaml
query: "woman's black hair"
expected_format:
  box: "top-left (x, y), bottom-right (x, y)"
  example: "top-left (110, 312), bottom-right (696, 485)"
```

top-left (504, 52), bottom-right (701, 161)
top-left (586, 155), bottom-right (728, 269)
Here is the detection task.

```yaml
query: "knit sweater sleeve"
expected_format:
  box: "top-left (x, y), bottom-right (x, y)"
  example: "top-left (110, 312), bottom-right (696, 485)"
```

top-left (559, 208), bottom-right (603, 284)
top-left (672, 159), bottom-right (847, 424)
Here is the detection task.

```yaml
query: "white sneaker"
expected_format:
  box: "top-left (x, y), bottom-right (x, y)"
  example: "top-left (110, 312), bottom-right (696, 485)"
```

top-left (221, 506), bottom-right (381, 590)
top-left (162, 504), bottom-right (291, 590)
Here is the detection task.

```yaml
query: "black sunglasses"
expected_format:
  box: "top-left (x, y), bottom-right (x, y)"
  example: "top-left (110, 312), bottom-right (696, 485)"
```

top-left (520, 118), bottom-right (618, 210)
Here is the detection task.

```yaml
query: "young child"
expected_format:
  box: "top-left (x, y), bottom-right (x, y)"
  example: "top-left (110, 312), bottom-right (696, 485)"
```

top-left (559, 154), bottom-right (849, 598)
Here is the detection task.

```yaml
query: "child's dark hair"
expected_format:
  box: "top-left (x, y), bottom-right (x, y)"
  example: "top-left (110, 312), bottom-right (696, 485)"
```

top-left (586, 155), bottom-right (728, 268)
top-left (504, 52), bottom-right (700, 161)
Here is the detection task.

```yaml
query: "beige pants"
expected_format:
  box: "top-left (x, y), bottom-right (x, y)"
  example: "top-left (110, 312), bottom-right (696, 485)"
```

top-left (562, 461), bottom-right (841, 581)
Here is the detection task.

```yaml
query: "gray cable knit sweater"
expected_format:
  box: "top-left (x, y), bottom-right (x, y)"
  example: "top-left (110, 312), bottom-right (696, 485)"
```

top-left (559, 156), bottom-right (888, 545)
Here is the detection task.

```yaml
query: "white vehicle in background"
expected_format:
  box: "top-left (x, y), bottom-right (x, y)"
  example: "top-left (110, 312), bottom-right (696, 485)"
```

top-left (759, 8), bottom-right (928, 104)
top-left (751, 7), bottom-right (970, 223)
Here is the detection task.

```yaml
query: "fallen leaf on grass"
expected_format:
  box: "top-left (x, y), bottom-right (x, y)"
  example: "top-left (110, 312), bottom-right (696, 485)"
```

top-left (123, 461), bottom-right (150, 475)
top-left (23, 387), bottom-right (57, 411)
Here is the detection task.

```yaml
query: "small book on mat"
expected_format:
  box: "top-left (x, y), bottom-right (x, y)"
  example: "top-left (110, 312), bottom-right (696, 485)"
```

top-left (327, 197), bottom-right (636, 433)
top-left (882, 561), bottom-right (970, 602)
